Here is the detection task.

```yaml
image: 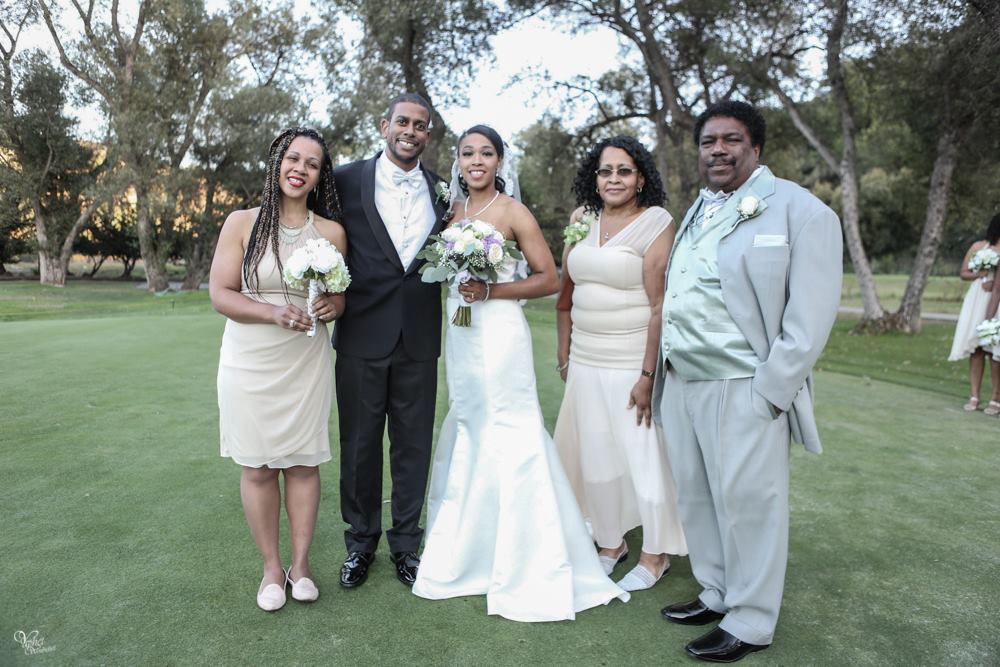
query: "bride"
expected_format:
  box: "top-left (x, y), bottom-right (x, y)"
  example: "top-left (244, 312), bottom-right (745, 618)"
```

top-left (411, 125), bottom-right (629, 621)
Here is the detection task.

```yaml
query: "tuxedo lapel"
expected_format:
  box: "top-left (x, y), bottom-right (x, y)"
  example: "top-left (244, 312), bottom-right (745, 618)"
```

top-left (361, 153), bottom-right (404, 272)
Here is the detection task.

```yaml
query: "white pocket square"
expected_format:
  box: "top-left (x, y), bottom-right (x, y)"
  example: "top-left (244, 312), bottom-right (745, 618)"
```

top-left (753, 234), bottom-right (787, 247)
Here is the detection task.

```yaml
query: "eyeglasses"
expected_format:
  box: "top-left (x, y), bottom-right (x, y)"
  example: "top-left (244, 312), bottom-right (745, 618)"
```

top-left (595, 167), bottom-right (637, 178)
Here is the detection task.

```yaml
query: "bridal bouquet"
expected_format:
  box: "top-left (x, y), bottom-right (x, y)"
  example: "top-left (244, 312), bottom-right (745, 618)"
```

top-left (417, 218), bottom-right (523, 326)
top-left (282, 237), bottom-right (351, 337)
top-left (969, 247), bottom-right (1000, 273)
top-left (976, 317), bottom-right (1000, 348)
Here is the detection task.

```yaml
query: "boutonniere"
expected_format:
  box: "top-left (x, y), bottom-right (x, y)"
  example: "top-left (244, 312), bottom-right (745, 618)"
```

top-left (563, 211), bottom-right (596, 245)
top-left (434, 181), bottom-right (451, 205)
top-left (736, 195), bottom-right (761, 223)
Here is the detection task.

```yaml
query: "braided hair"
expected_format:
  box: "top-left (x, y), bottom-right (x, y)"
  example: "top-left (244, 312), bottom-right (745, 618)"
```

top-left (242, 127), bottom-right (342, 296)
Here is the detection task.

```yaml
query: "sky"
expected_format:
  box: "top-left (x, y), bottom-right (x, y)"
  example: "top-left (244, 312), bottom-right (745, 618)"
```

top-left (16, 2), bottom-right (624, 148)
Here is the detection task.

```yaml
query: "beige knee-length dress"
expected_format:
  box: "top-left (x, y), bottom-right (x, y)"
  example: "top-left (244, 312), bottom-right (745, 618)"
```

top-left (217, 215), bottom-right (332, 468)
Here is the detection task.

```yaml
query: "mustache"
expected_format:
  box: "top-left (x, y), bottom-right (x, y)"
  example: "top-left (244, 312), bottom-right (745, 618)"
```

top-left (706, 159), bottom-right (736, 167)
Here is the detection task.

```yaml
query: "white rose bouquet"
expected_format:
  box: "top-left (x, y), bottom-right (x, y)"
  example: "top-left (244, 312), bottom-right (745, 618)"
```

top-left (416, 218), bottom-right (524, 326)
top-left (282, 237), bottom-right (351, 337)
top-left (968, 247), bottom-right (1000, 273)
top-left (976, 317), bottom-right (1000, 349)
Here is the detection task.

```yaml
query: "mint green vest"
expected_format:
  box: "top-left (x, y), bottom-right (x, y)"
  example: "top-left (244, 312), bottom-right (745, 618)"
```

top-left (662, 202), bottom-right (759, 380)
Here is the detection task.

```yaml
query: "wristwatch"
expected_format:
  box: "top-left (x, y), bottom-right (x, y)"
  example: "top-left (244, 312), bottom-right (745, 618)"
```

top-left (640, 369), bottom-right (655, 378)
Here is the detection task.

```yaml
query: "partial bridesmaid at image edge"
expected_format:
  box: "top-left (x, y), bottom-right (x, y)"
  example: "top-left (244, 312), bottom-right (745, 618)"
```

top-left (209, 127), bottom-right (347, 612)
top-left (949, 213), bottom-right (1000, 414)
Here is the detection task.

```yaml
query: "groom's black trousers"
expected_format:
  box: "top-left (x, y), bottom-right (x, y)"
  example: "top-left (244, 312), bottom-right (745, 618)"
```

top-left (335, 339), bottom-right (437, 554)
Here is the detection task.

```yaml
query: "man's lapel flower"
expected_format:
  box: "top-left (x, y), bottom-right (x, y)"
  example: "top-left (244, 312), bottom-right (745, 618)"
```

top-left (434, 181), bottom-right (451, 205)
top-left (736, 195), bottom-right (761, 222)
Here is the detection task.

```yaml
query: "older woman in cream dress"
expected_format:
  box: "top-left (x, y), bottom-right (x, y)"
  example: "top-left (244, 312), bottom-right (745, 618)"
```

top-left (554, 136), bottom-right (687, 593)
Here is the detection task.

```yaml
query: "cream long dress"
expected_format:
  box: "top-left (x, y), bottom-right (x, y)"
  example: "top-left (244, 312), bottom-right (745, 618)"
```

top-left (553, 206), bottom-right (687, 556)
top-left (217, 213), bottom-right (332, 468)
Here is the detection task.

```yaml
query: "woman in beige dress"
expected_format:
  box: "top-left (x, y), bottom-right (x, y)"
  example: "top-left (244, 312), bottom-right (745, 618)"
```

top-left (209, 127), bottom-right (347, 611)
top-left (554, 135), bottom-right (687, 592)
top-left (949, 214), bottom-right (1000, 413)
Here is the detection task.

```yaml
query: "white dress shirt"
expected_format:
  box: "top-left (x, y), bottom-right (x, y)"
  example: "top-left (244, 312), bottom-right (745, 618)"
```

top-left (374, 152), bottom-right (437, 269)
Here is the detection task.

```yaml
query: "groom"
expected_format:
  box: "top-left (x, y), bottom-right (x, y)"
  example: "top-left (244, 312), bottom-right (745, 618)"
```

top-left (655, 101), bottom-right (842, 661)
top-left (331, 93), bottom-right (447, 588)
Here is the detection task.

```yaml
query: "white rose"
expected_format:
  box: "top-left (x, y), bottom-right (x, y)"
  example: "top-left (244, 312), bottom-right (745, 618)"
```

top-left (441, 227), bottom-right (461, 241)
top-left (487, 243), bottom-right (504, 264)
top-left (461, 229), bottom-right (476, 244)
top-left (473, 239), bottom-right (484, 252)
top-left (311, 246), bottom-right (340, 273)
top-left (491, 231), bottom-right (506, 244)
top-left (471, 220), bottom-right (492, 235)
top-left (453, 238), bottom-right (467, 254)
top-left (737, 196), bottom-right (759, 218)
top-left (284, 251), bottom-right (310, 279)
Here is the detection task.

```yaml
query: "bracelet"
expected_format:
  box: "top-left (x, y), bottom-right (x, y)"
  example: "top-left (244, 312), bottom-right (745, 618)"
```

top-left (640, 369), bottom-right (655, 378)
top-left (484, 283), bottom-right (490, 302)
top-left (556, 361), bottom-right (569, 372)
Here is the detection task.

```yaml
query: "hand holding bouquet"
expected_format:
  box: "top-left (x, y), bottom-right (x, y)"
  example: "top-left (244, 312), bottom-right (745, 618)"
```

top-left (282, 237), bottom-right (351, 337)
top-left (416, 218), bottom-right (523, 326)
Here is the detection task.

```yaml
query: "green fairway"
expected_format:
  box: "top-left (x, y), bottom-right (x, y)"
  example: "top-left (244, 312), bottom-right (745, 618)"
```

top-left (1, 282), bottom-right (997, 666)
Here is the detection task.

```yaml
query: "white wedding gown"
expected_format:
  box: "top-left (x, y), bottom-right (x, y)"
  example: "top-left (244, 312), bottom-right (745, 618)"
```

top-left (412, 258), bottom-right (630, 622)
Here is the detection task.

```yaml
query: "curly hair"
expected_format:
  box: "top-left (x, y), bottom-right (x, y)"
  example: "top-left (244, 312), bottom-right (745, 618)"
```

top-left (572, 135), bottom-right (666, 213)
top-left (242, 127), bottom-right (342, 296)
top-left (693, 100), bottom-right (767, 157)
top-left (456, 124), bottom-right (507, 196)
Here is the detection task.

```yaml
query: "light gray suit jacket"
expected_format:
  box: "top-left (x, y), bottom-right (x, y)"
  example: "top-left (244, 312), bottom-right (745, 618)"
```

top-left (654, 167), bottom-right (843, 454)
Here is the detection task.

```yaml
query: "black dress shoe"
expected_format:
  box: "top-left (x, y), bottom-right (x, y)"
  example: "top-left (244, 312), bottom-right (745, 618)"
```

top-left (389, 551), bottom-right (420, 586)
top-left (660, 598), bottom-right (725, 625)
top-left (685, 627), bottom-right (767, 663)
top-left (340, 551), bottom-right (375, 588)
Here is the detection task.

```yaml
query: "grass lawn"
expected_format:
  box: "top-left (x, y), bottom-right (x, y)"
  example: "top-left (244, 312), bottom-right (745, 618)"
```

top-left (1, 282), bottom-right (997, 666)
top-left (839, 273), bottom-right (970, 315)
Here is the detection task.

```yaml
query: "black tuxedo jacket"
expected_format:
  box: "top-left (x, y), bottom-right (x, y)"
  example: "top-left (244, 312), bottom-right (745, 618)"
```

top-left (331, 152), bottom-right (447, 361)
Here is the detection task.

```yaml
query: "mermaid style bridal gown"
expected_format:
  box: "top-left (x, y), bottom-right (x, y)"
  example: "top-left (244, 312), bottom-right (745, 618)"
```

top-left (412, 257), bottom-right (629, 622)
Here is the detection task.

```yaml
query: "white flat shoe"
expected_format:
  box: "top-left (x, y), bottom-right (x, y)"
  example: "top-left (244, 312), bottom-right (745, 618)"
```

top-left (598, 545), bottom-right (629, 576)
top-left (256, 576), bottom-right (287, 611)
top-left (286, 566), bottom-right (319, 602)
top-left (617, 562), bottom-right (670, 592)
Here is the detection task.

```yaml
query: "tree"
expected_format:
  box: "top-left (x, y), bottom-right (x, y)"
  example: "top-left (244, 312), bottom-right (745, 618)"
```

top-left (515, 117), bottom-right (580, 259)
top-left (38, 0), bottom-right (231, 291)
top-left (0, 29), bottom-right (107, 286)
top-left (760, 0), bottom-right (1000, 331)
top-left (321, 0), bottom-right (512, 171)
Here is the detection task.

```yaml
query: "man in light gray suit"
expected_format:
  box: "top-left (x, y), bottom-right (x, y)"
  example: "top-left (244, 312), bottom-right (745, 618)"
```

top-left (655, 101), bottom-right (842, 662)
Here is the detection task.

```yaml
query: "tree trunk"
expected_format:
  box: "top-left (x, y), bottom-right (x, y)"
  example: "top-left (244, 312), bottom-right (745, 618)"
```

top-left (38, 250), bottom-right (67, 286)
top-left (893, 128), bottom-right (961, 333)
top-left (180, 238), bottom-right (212, 290)
top-left (826, 0), bottom-right (884, 326)
top-left (134, 186), bottom-right (170, 291)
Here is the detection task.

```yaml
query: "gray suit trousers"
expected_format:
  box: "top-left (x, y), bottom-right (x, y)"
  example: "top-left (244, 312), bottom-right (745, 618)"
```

top-left (662, 370), bottom-right (790, 645)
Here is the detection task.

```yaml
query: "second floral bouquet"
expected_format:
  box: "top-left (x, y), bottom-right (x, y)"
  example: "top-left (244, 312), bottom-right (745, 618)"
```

top-left (417, 218), bottom-right (523, 326)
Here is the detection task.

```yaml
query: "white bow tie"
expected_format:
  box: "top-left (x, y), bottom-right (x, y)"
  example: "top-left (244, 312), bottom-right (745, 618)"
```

top-left (392, 169), bottom-right (424, 189)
